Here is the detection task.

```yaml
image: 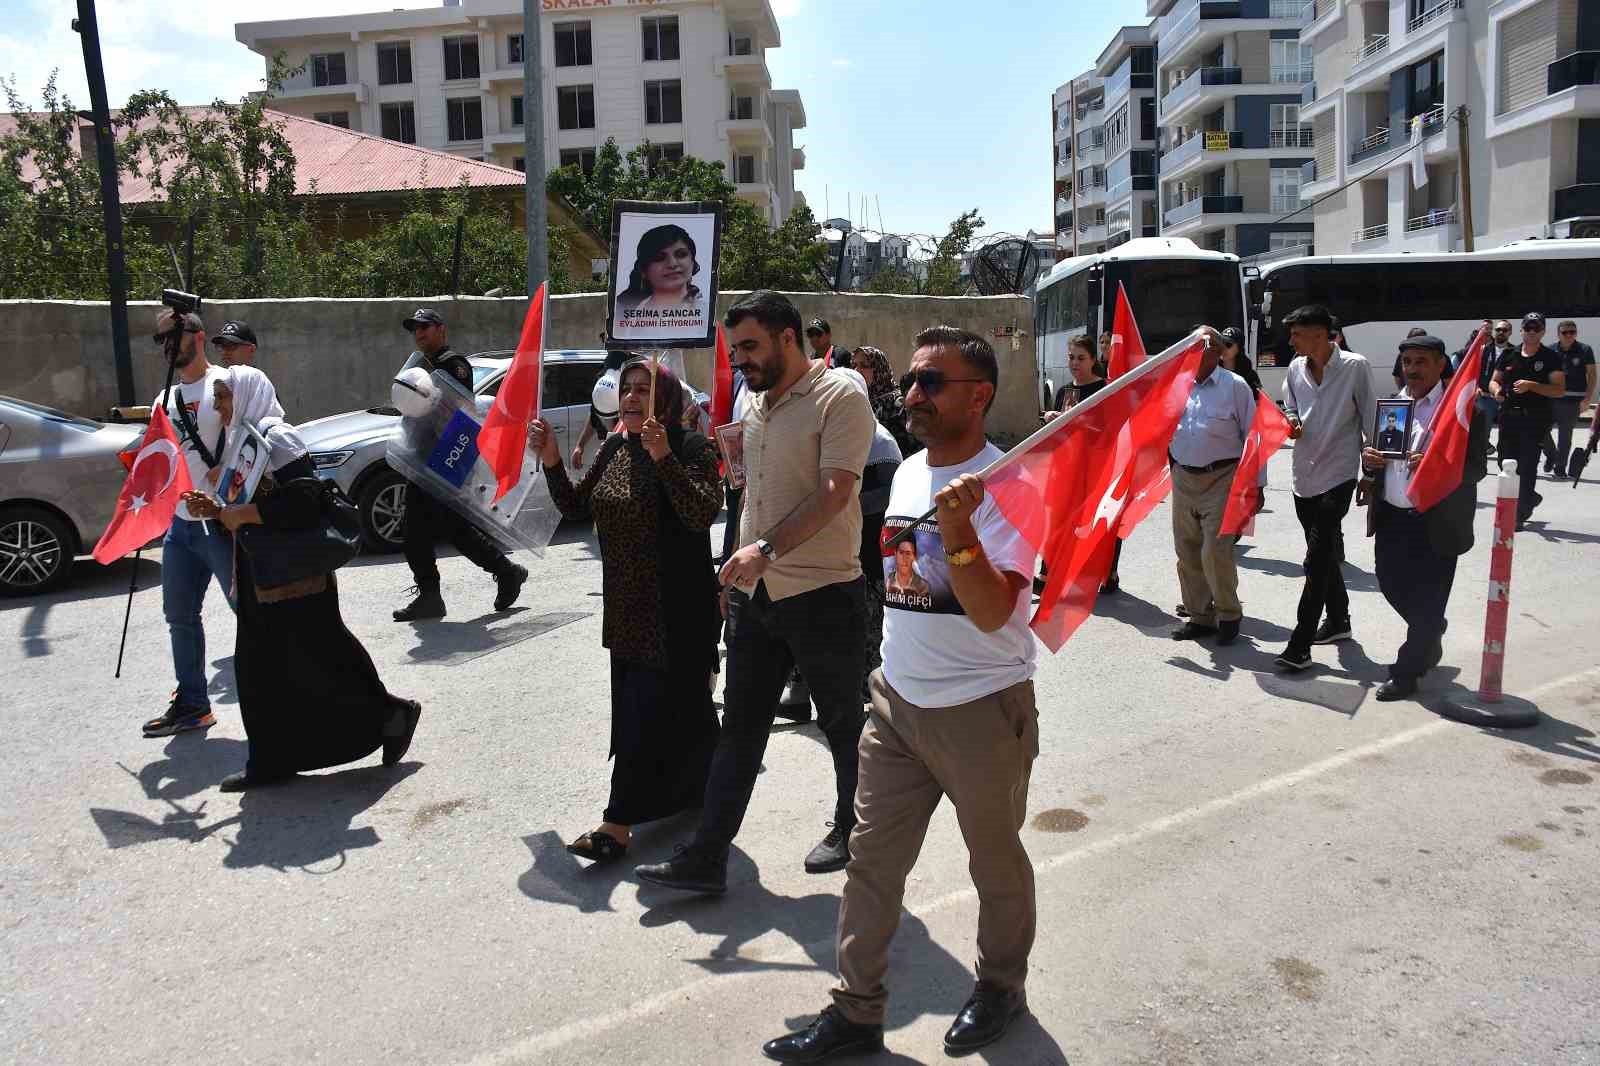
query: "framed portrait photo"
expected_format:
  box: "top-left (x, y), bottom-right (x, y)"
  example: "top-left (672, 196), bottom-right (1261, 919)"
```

top-left (1374, 397), bottom-right (1414, 460)
top-left (217, 422), bottom-right (273, 506)
top-left (714, 421), bottom-right (746, 491)
top-left (606, 200), bottom-right (723, 350)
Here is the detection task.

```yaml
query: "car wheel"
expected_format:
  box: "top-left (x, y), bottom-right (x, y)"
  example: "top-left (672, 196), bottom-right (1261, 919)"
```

top-left (357, 470), bottom-right (408, 553)
top-left (0, 506), bottom-right (76, 596)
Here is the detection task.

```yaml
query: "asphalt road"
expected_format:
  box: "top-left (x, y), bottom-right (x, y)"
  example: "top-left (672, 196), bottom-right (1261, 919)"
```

top-left (4, 450), bottom-right (1599, 1066)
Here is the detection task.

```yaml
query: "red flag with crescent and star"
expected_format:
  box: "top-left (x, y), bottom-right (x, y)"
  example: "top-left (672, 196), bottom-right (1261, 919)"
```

top-left (93, 406), bottom-right (193, 564)
top-left (1406, 326), bottom-right (1487, 512)
top-left (1219, 390), bottom-right (1293, 537)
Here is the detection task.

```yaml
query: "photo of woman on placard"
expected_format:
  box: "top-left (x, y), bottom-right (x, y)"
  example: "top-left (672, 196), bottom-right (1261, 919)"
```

top-left (617, 224), bottom-right (704, 313)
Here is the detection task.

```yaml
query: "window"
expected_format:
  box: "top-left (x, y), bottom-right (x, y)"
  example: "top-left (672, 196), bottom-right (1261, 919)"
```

top-left (644, 142), bottom-right (684, 170)
top-left (312, 111), bottom-right (350, 128)
top-left (560, 147), bottom-right (596, 174)
top-left (513, 156), bottom-right (526, 172)
top-left (1270, 39), bottom-right (1314, 83)
top-left (729, 32), bottom-right (753, 56)
top-left (380, 102), bottom-right (416, 144)
top-left (1139, 96), bottom-right (1156, 142)
top-left (508, 33), bottom-right (524, 64)
top-left (644, 79), bottom-right (683, 124)
top-left (1409, 52), bottom-right (1444, 117)
top-left (310, 53), bottom-right (346, 87)
top-left (377, 42), bottom-right (412, 85)
top-left (443, 35), bottom-right (480, 80)
top-left (512, 95), bottom-right (524, 127)
top-left (554, 22), bottom-right (592, 67)
top-left (729, 94), bottom-right (755, 120)
top-left (642, 17), bottom-right (680, 61)
top-left (446, 98), bottom-right (483, 142)
top-left (1270, 166), bottom-right (1303, 213)
top-left (544, 363), bottom-right (607, 409)
top-left (733, 154), bottom-right (757, 183)
top-left (558, 85), bottom-right (595, 129)
top-left (1269, 231), bottom-right (1310, 252)
top-left (1270, 103), bottom-right (1311, 148)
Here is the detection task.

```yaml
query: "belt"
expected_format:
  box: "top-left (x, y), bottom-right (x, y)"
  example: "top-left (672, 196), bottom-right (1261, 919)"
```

top-left (1170, 455), bottom-right (1239, 475)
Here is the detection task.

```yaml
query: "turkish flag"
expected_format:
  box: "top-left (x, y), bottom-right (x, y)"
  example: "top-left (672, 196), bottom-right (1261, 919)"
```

top-left (1105, 282), bottom-right (1147, 381)
top-left (1219, 391), bottom-right (1293, 537)
top-left (987, 332), bottom-right (1205, 651)
top-left (710, 323), bottom-right (735, 429)
top-left (1407, 326), bottom-right (1487, 511)
top-left (93, 406), bottom-right (193, 564)
top-left (477, 282), bottom-right (547, 502)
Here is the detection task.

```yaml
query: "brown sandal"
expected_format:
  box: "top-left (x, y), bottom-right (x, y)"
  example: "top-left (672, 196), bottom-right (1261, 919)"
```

top-left (566, 830), bottom-right (628, 863)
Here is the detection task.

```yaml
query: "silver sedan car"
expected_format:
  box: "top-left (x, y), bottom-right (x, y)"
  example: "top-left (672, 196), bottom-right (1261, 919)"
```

top-left (296, 350), bottom-right (617, 552)
top-left (0, 397), bottom-right (144, 596)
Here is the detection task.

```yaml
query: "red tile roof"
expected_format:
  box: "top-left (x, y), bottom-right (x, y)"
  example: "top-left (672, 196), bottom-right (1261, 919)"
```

top-left (1, 107), bottom-right (526, 202)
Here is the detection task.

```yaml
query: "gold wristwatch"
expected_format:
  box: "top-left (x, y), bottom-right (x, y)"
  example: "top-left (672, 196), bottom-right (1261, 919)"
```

top-left (944, 543), bottom-right (981, 567)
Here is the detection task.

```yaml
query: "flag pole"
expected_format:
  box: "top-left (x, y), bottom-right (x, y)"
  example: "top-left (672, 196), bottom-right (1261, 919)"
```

top-left (113, 549), bottom-right (140, 679)
top-left (649, 351), bottom-right (659, 418)
top-left (882, 329), bottom-right (1205, 550)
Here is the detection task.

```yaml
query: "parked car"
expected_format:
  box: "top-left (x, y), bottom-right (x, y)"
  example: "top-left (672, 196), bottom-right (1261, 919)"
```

top-left (0, 396), bottom-right (144, 596)
top-left (297, 349), bottom-right (633, 552)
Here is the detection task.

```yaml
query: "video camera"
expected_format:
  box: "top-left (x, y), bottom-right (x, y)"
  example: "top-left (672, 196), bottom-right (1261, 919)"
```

top-left (161, 288), bottom-right (202, 317)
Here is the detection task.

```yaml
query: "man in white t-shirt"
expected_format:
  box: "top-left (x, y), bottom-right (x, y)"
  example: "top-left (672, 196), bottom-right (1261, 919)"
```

top-left (141, 310), bottom-right (243, 738)
top-left (763, 327), bottom-right (1040, 1063)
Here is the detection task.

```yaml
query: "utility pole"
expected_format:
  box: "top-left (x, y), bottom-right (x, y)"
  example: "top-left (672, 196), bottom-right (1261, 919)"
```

top-left (1068, 78), bottom-right (1080, 258)
top-left (73, 0), bottom-right (133, 408)
top-left (1455, 105), bottom-right (1474, 253)
top-left (523, 0), bottom-right (548, 294)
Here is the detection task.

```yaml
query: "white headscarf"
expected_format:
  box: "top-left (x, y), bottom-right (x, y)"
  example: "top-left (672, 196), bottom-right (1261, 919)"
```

top-left (216, 366), bottom-right (306, 473)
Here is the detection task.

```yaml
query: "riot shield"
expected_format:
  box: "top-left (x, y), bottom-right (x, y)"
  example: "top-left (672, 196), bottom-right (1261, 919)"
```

top-left (385, 368), bottom-right (562, 557)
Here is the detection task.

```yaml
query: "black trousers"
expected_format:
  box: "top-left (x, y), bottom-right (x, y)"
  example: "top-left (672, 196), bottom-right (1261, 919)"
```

top-left (693, 578), bottom-right (867, 857)
top-left (1373, 503), bottom-right (1457, 681)
top-left (1541, 397), bottom-right (1582, 476)
top-left (402, 481), bottom-right (509, 586)
top-left (1287, 478), bottom-right (1357, 653)
top-left (1498, 409), bottom-right (1550, 521)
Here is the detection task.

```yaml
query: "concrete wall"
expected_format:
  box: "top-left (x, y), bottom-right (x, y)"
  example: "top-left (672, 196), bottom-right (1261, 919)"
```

top-left (0, 291), bottom-right (1039, 444)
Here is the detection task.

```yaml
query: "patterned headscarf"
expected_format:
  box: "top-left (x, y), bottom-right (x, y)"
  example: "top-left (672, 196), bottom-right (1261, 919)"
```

top-left (619, 356), bottom-right (687, 427)
top-left (853, 346), bottom-right (898, 405)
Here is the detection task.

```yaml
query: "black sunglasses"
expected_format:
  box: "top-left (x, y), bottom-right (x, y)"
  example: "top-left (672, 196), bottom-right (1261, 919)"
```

top-left (900, 369), bottom-right (984, 396)
top-left (1560, 328), bottom-right (1577, 335)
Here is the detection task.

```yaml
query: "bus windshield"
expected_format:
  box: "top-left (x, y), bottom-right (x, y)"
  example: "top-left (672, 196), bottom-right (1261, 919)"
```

top-left (1103, 259), bottom-right (1244, 353)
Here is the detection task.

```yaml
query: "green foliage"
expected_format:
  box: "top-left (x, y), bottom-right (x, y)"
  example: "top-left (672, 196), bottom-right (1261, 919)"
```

top-left (923, 208), bottom-right (984, 297)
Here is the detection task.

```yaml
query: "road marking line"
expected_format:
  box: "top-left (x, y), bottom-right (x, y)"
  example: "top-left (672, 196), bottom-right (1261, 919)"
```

top-left (463, 667), bottom-right (1599, 1065)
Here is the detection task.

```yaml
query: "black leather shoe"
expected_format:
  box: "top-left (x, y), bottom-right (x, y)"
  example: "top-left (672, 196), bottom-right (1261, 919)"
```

top-left (635, 845), bottom-right (727, 895)
top-left (1216, 619), bottom-right (1240, 646)
top-left (944, 981), bottom-right (1025, 1054)
top-left (1375, 677), bottom-right (1418, 702)
top-left (1171, 621), bottom-right (1217, 641)
top-left (219, 769), bottom-right (292, 793)
top-left (494, 564), bottom-right (528, 611)
top-left (803, 821), bottom-right (853, 873)
top-left (383, 700), bottom-right (422, 766)
top-left (762, 1006), bottom-right (883, 1063)
top-left (394, 585), bottom-right (446, 622)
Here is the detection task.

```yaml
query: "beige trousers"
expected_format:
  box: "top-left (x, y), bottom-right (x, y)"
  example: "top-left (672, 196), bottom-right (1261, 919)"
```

top-left (1171, 461), bottom-right (1242, 626)
top-left (831, 670), bottom-right (1039, 1025)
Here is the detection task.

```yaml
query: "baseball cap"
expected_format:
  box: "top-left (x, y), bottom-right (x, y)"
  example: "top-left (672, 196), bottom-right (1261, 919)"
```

top-left (403, 308), bottom-right (446, 331)
top-left (1397, 334), bottom-right (1446, 356)
top-left (804, 317), bottom-right (830, 337)
top-left (1521, 311), bottom-right (1546, 329)
top-left (1218, 326), bottom-right (1244, 346)
top-left (213, 320), bottom-right (257, 346)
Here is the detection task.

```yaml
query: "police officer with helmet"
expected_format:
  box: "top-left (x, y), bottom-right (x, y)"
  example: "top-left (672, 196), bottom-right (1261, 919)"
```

top-left (392, 308), bottom-right (528, 621)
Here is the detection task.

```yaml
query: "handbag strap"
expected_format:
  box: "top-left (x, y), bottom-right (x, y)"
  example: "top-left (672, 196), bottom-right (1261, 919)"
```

top-left (165, 382), bottom-right (225, 470)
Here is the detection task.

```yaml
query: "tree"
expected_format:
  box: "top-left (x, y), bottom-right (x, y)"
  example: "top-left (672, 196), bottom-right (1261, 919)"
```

top-left (923, 209), bottom-right (984, 297)
top-left (548, 138), bottom-right (828, 292)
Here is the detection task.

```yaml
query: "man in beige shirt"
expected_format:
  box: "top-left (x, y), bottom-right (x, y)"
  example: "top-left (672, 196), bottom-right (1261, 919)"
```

top-left (636, 291), bottom-right (876, 895)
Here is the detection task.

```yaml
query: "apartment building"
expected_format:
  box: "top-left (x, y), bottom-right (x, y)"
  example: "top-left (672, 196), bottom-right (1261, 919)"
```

top-left (235, 0), bottom-right (807, 225)
top-left (1151, 0), bottom-right (1315, 256)
top-left (1096, 25), bottom-right (1162, 250)
top-left (1052, 70), bottom-right (1110, 256)
top-left (1300, 0), bottom-right (1600, 254)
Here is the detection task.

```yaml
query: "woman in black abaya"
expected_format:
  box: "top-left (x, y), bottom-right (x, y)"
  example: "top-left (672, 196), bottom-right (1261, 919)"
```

top-left (531, 358), bottom-right (723, 862)
top-left (187, 367), bottom-right (421, 792)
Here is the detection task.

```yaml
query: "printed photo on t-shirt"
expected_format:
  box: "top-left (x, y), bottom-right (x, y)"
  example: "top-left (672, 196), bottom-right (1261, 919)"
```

top-left (880, 517), bottom-right (961, 615)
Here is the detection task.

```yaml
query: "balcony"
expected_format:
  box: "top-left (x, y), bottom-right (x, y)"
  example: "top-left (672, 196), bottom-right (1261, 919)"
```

top-left (1405, 206), bottom-right (1456, 232)
top-left (1301, 81), bottom-right (1317, 107)
top-left (1549, 52), bottom-right (1600, 96)
top-left (1164, 194), bottom-right (1243, 227)
top-left (716, 53), bottom-right (773, 88)
top-left (1554, 183), bottom-right (1600, 221)
top-left (1415, 103), bottom-right (1447, 136)
top-left (1270, 64), bottom-right (1315, 85)
top-left (792, 146), bottom-right (805, 170)
top-left (1162, 129), bottom-right (1242, 170)
top-left (1407, 0), bottom-right (1461, 36)
top-left (1300, 159), bottom-right (1317, 186)
top-left (1076, 98), bottom-right (1106, 121)
top-left (1354, 222), bottom-right (1388, 243)
top-left (1159, 65), bottom-right (1242, 121)
top-left (1106, 173), bottom-right (1157, 202)
top-left (1349, 126), bottom-right (1391, 166)
top-left (1301, 0), bottom-right (1344, 42)
top-left (1350, 34), bottom-right (1390, 76)
top-left (718, 117), bottom-right (773, 147)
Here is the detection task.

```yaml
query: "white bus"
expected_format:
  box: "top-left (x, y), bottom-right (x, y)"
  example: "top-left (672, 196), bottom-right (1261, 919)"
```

top-left (1250, 239), bottom-right (1600, 399)
top-left (1033, 237), bottom-right (1247, 411)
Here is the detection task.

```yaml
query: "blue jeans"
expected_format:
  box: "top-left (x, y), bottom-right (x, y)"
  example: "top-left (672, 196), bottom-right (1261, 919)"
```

top-left (162, 518), bottom-right (236, 710)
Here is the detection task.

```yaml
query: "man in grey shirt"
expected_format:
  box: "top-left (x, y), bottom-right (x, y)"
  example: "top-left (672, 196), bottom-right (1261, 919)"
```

top-left (1276, 304), bottom-right (1375, 672)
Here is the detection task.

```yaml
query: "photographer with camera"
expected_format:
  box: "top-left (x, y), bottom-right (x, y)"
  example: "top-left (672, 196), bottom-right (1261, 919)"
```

top-left (392, 308), bottom-right (528, 621)
top-left (140, 304), bottom-right (245, 738)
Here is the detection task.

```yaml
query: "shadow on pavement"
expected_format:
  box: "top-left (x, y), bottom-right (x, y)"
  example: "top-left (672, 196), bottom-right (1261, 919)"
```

top-left (1527, 521), bottom-right (1600, 546)
top-left (16, 554), bottom-right (159, 659)
top-left (1423, 682), bottom-right (1600, 766)
top-left (208, 655), bottom-right (238, 705)
top-left (1090, 588), bottom-right (1175, 637)
top-left (403, 608), bottom-right (590, 665)
top-left (517, 813), bottom-right (699, 914)
top-left (1235, 546), bottom-right (1377, 594)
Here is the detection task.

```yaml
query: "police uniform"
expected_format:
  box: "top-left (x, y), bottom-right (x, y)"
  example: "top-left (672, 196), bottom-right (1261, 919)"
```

top-left (1495, 328), bottom-right (1562, 523)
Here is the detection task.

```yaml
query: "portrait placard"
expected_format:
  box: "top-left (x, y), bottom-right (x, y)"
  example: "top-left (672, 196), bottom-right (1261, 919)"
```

top-left (714, 422), bottom-right (746, 490)
top-left (1374, 397), bottom-right (1414, 460)
top-left (606, 200), bottom-right (723, 349)
top-left (216, 422), bottom-right (272, 506)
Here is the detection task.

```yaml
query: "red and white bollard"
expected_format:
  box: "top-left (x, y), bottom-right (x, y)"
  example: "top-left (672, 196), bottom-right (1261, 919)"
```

top-left (1439, 459), bottom-right (1540, 728)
